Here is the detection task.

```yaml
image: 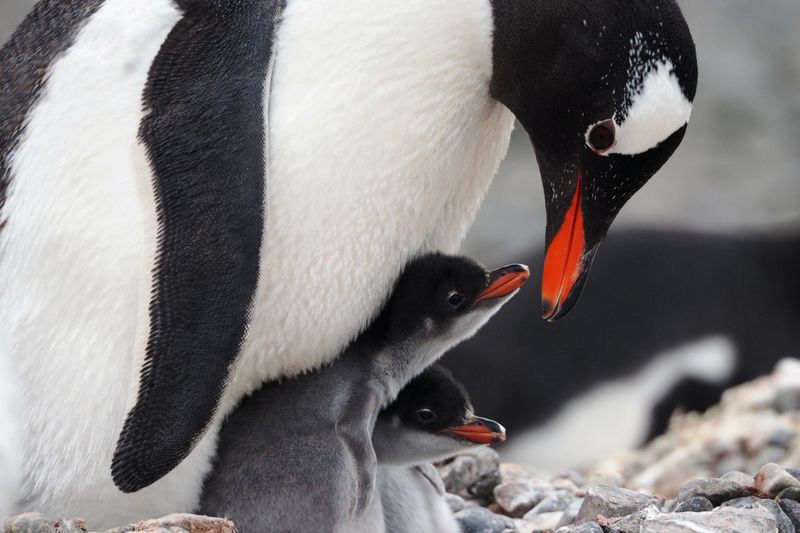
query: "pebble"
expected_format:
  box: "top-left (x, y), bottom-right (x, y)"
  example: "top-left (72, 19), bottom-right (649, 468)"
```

top-left (518, 511), bottom-right (563, 532)
top-left (2, 513), bottom-right (55, 533)
top-left (440, 455), bottom-right (480, 494)
top-left (720, 471), bottom-right (756, 487)
top-left (767, 429), bottom-right (797, 448)
top-left (455, 507), bottom-right (517, 533)
top-left (555, 523), bottom-right (603, 533)
top-left (606, 504), bottom-right (661, 533)
top-left (720, 496), bottom-right (759, 509)
top-left (52, 520), bottom-right (85, 533)
top-left (470, 470), bottom-right (503, 500)
top-left (776, 486), bottom-right (800, 501)
top-left (493, 480), bottom-right (553, 518)
top-left (786, 468), bottom-right (800, 482)
top-left (674, 496), bottom-right (713, 513)
top-left (676, 477), bottom-right (750, 505)
top-left (753, 500), bottom-right (794, 533)
top-left (774, 385), bottom-right (800, 412)
top-left (527, 490), bottom-right (573, 514)
top-left (778, 499), bottom-right (800, 529)
top-left (755, 463), bottom-right (800, 497)
top-left (574, 485), bottom-right (660, 524)
top-left (640, 506), bottom-right (778, 533)
top-left (556, 498), bottom-right (584, 528)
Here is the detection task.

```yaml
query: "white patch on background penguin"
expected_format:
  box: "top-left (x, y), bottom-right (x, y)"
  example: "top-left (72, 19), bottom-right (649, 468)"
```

top-left (0, 0), bottom-right (220, 526)
top-left (503, 336), bottom-right (736, 472)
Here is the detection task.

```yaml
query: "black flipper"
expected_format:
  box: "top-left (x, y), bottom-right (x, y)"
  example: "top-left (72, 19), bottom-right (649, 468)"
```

top-left (111, 0), bottom-right (284, 493)
top-left (337, 384), bottom-right (382, 518)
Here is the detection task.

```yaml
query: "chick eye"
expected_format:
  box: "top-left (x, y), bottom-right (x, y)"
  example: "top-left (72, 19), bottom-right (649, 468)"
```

top-left (447, 290), bottom-right (464, 308)
top-left (417, 409), bottom-right (437, 423)
top-left (587, 120), bottom-right (616, 153)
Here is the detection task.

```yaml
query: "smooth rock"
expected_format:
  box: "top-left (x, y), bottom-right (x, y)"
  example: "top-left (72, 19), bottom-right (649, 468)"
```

top-left (493, 480), bottom-right (554, 518)
top-left (499, 464), bottom-right (534, 484)
top-left (556, 498), bottom-right (584, 528)
top-left (528, 490), bottom-right (573, 514)
top-left (471, 470), bottom-right (503, 500)
top-left (641, 506), bottom-right (778, 533)
top-left (756, 463), bottom-right (800, 497)
top-left (585, 471), bottom-right (625, 488)
top-left (519, 511), bottom-right (563, 532)
top-left (776, 486), bottom-right (800, 502)
top-left (786, 468), bottom-right (800, 482)
top-left (720, 496), bottom-right (759, 509)
top-left (607, 504), bottom-right (661, 533)
top-left (446, 493), bottom-right (467, 513)
top-left (778, 499), bottom-right (800, 529)
top-left (676, 477), bottom-right (750, 505)
top-left (774, 386), bottom-right (800, 412)
top-left (574, 485), bottom-right (660, 524)
top-left (2, 513), bottom-right (55, 533)
top-left (754, 500), bottom-right (794, 533)
top-left (767, 429), bottom-right (797, 448)
top-left (455, 507), bottom-right (517, 533)
top-left (674, 496), bottom-right (714, 513)
top-left (556, 470), bottom-right (585, 488)
top-left (441, 456), bottom-right (480, 494)
top-left (720, 471), bottom-right (756, 487)
top-left (555, 523), bottom-right (603, 533)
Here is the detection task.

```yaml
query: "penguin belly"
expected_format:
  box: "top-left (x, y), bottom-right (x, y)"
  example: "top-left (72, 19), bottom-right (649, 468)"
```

top-left (0, 0), bottom-right (513, 525)
top-left (379, 466), bottom-right (460, 533)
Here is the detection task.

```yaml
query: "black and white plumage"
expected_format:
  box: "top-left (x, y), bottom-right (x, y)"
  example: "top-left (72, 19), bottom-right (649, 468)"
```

top-left (0, 0), bottom-right (696, 524)
top-left (198, 254), bottom-right (526, 533)
top-left (374, 365), bottom-right (506, 533)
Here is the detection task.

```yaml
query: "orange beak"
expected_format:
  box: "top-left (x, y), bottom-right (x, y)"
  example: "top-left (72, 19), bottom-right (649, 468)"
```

top-left (475, 264), bottom-right (530, 305)
top-left (443, 416), bottom-right (507, 445)
top-left (542, 174), bottom-right (589, 321)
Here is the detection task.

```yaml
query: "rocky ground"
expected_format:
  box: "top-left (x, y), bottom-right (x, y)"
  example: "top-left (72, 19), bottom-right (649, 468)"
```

top-left (6, 359), bottom-right (800, 533)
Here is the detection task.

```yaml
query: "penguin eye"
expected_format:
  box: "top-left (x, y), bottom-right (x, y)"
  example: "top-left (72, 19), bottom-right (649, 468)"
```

top-left (587, 120), bottom-right (616, 153)
top-left (417, 409), bottom-right (437, 423)
top-left (446, 290), bottom-right (464, 309)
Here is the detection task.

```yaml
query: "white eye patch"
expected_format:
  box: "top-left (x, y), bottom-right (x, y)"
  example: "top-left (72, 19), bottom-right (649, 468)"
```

top-left (587, 60), bottom-right (693, 156)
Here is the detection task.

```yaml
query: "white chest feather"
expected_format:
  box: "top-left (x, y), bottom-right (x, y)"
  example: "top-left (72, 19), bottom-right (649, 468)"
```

top-left (0, 0), bottom-right (513, 524)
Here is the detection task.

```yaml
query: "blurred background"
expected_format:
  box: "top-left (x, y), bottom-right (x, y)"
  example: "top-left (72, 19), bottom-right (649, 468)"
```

top-left (2, 1), bottom-right (799, 473)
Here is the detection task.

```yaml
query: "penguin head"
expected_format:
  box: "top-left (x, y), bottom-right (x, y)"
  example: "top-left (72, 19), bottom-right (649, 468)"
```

top-left (379, 253), bottom-right (529, 350)
top-left (491, 0), bottom-right (698, 320)
top-left (374, 366), bottom-right (506, 464)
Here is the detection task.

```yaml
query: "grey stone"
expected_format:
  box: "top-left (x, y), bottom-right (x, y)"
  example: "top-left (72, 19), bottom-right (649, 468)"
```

top-left (720, 471), bottom-right (756, 487)
top-left (720, 496), bottom-right (759, 509)
top-left (471, 470), bottom-right (503, 500)
top-left (528, 490), bottom-right (573, 514)
top-left (774, 386), bottom-right (800, 412)
top-left (641, 506), bottom-right (778, 533)
top-left (455, 507), bottom-right (517, 533)
top-left (776, 486), bottom-right (800, 502)
top-left (2, 513), bottom-right (55, 533)
top-left (756, 463), bottom-right (800, 498)
top-left (676, 477), bottom-right (750, 505)
top-left (493, 480), bottom-right (554, 518)
top-left (574, 485), bottom-right (660, 524)
top-left (519, 511), bottom-right (563, 532)
top-left (786, 468), bottom-right (800, 482)
top-left (674, 496), bottom-right (714, 513)
top-left (440, 455), bottom-right (480, 494)
top-left (778, 499), bottom-right (800, 529)
top-left (446, 493), bottom-right (467, 513)
top-left (754, 500), bottom-right (794, 533)
top-left (556, 498), bottom-right (584, 528)
top-left (555, 523), bottom-right (603, 533)
top-left (607, 504), bottom-right (661, 533)
top-left (555, 470), bottom-right (585, 488)
top-left (52, 519), bottom-right (85, 533)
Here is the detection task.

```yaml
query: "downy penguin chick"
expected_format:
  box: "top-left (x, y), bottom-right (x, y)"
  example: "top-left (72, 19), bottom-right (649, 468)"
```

top-left (199, 254), bottom-right (528, 533)
top-left (374, 365), bottom-right (506, 533)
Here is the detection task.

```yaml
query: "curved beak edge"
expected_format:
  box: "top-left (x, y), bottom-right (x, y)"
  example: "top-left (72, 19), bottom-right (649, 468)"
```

top-left (475, 264), bottom-right (530, 305)
top-left (443, 416), bottom-right (507, 445)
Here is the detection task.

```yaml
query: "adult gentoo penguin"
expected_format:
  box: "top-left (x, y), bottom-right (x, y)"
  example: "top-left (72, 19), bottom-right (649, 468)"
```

top-left (374, 365), bottom-right (507, 533)
top-left (198, 254), bottom-right (528, 533)
top-left (0, 0), bottom-right (697, 524)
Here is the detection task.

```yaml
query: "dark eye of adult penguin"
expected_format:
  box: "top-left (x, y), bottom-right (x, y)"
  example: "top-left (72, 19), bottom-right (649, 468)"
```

top-left (491, 0), bottom-right (698, 320)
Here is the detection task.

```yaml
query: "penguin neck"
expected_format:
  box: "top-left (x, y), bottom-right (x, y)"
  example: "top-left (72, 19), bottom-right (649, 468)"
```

top-left (373, 421), bottom-right (470, 466)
